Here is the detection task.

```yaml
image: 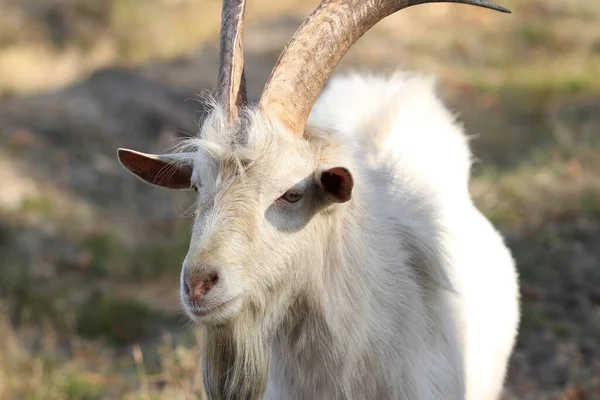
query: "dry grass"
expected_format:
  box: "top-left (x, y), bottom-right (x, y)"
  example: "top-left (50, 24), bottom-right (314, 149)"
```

top-left (0, 308), bottom-right (206, 399)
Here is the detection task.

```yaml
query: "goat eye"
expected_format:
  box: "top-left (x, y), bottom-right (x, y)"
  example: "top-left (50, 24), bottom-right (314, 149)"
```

top-left (280, 190), bottom-right (302, 203)
top-left (191, 184), bottom-right (199, 193)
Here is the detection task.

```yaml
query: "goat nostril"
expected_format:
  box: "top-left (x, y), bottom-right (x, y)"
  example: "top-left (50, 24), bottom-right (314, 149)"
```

top-left (202, 273), bottom-right (219, 294)
top-left (203, 273), bottom-right (219, 292)
top-left (184, 281), bottom-right (192, 296)
top-left (187, 272), bottom-right (219, 301)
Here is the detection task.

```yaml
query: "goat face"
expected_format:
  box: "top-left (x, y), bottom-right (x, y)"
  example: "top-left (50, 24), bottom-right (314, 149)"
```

top-left (118, 110), bottom-right (355, 325)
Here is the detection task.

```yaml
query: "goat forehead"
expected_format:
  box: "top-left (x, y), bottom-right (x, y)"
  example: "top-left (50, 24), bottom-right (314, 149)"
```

top-left (216, 149), bottom-right (312, 189)
top-left (255, 142), bottom-right (315, 182)
top-left (191, 121), bottom-right (317, 189)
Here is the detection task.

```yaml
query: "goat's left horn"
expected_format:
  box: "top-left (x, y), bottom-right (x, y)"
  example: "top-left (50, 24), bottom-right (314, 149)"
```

top-left (218, 0), bottom-right (248, 124)
top-left (258, 0), bottom-right (510, 138)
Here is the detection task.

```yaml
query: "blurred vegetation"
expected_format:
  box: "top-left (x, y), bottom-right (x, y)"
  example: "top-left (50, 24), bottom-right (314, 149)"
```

top-left (0, 0), bottom-right (599, 399)
top-left (0, 0), bottom-right (219, 95)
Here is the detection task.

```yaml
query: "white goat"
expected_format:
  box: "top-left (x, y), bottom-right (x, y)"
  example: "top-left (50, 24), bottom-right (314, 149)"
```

top-left (117, 0), bottom-right (520, 399)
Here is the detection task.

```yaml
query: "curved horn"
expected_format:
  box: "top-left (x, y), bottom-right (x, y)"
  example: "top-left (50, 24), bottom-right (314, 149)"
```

top-left (258, 0), bottom-right (510, 137)
top-left (218, 0), bottom-right (248, 124)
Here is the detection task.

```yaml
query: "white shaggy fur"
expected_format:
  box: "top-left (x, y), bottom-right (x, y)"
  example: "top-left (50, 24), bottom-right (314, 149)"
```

top-left (306, 71), bottom-right (521, 399)
top-left (120, 70), bottom-right (520, 399)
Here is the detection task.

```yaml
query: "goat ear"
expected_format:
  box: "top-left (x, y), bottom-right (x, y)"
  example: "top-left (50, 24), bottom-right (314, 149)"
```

top-left (117, 148), bottom-right (194, 190)
top-left (316, 167), bottom-right (354, 203)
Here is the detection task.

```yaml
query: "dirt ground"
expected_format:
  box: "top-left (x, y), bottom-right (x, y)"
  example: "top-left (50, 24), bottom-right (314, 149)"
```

top-left (0, 0), bottom-right (599, 399)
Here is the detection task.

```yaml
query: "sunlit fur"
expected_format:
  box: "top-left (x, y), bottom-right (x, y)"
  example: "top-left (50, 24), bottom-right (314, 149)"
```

top-left (175, 71), bottom-right (520, 399)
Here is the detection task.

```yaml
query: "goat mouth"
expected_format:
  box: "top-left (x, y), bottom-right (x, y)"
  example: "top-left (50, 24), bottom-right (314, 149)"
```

top-left (189, 296), bottom-right (241, 317)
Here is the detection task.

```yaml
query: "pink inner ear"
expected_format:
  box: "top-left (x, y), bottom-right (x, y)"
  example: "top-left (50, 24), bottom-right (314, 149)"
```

top-left (118, 149), bottom-right (192, 189)
top-left (320, 167), bottom-right (353, 203)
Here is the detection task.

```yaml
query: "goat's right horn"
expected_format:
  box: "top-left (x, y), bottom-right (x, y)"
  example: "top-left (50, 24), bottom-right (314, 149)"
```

top-left (258, 0), bottom-right (510, 138)
top-left (218, 0), bottom-right (248, 125)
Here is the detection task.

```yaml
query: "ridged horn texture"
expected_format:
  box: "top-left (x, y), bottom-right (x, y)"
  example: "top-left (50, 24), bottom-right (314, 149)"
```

top-left (218, 0), bottom-right (248, 124)
top-left (258, 0), bottom-right (511, 137)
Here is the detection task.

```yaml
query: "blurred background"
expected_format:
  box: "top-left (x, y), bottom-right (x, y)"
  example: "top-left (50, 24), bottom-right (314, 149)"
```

top-left (0, 0), bottom-right (598, 398)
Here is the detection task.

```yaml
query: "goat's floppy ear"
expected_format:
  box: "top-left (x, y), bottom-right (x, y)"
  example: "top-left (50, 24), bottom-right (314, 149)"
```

top-left (316, 167), bottom-right (354, 203)
top-left (117, 148), bottom-right (194, 190)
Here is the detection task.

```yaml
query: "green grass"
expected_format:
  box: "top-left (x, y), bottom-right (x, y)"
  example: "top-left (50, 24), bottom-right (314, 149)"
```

top-left (20, 196), bottom-right (54, 214)
top-left (76, 294), bottom-right (161, 345)
top-left (75, 224), bottom-right (190, 280)
top-left (77, 232), bottom-right (127, 277)
top-left (57, 372), bottom-right (105, 400)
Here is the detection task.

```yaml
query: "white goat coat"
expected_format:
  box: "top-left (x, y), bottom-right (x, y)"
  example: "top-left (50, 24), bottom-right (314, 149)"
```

top-left (263, 72), bottom-right (520, 400)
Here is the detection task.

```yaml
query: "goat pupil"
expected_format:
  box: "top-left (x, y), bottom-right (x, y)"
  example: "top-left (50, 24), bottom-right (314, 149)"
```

top-left (284, 190), bottom-right (301, 202)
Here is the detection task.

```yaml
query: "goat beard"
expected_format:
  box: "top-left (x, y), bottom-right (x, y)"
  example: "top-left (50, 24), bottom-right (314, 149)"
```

top-left (200, 312), bottom-right (271, 400)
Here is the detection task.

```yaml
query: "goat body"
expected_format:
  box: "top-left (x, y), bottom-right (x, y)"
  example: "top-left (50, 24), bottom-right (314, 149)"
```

top-left (195, 71), bottom-right (520, 400)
